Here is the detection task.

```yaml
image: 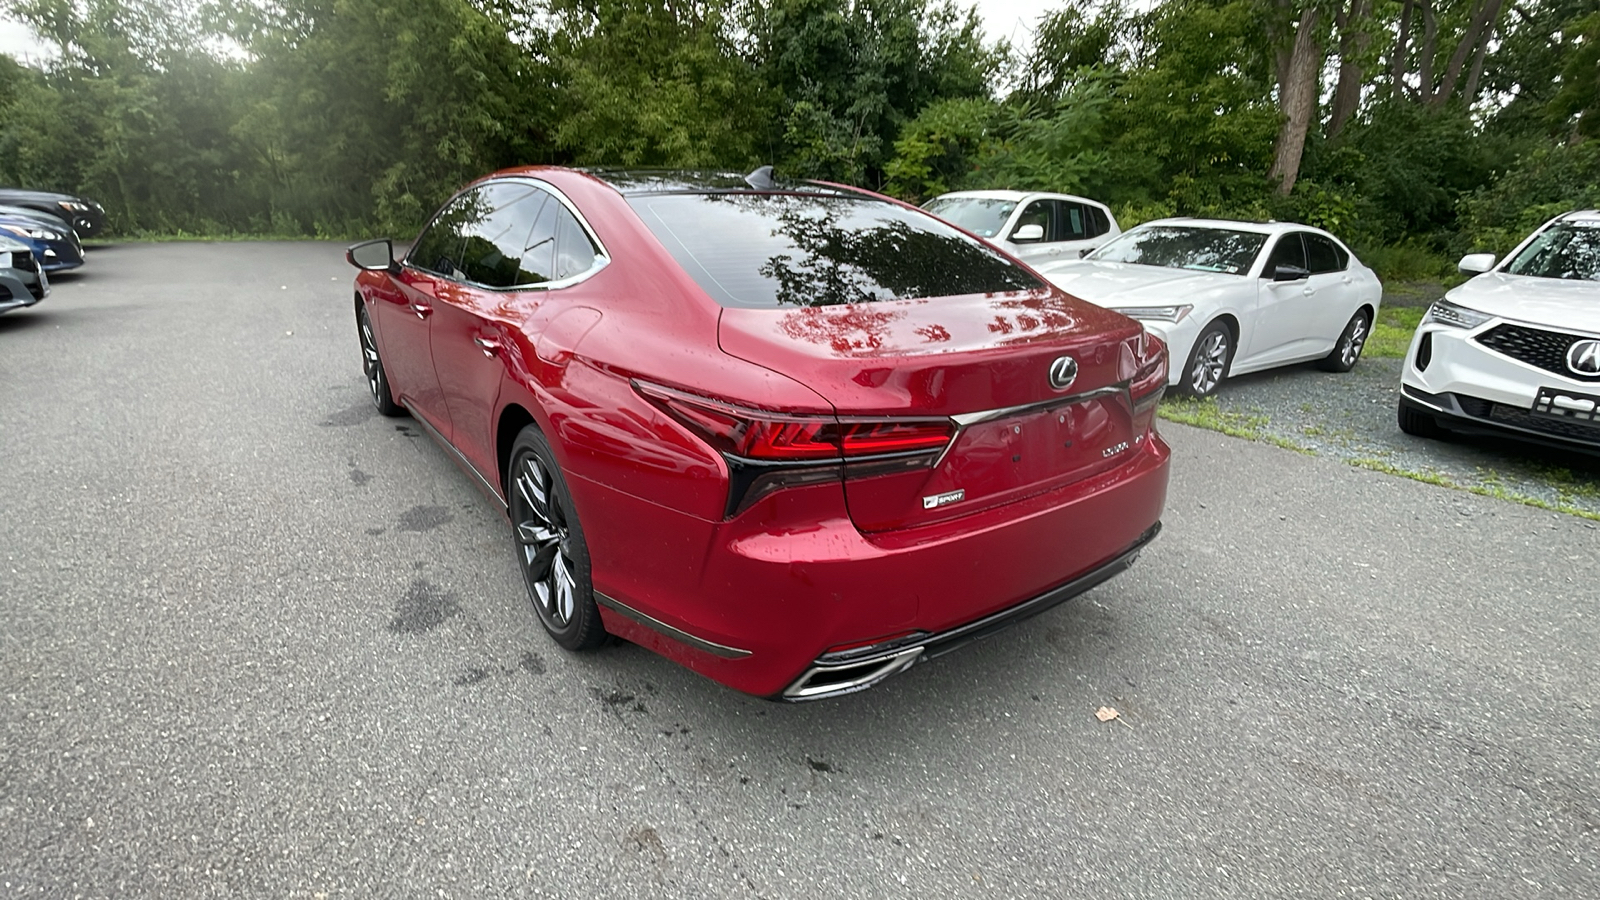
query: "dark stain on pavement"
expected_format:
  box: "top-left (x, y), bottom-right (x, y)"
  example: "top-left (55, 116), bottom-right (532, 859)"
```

top-left (321, 403), bottom-right (375, 427)
top-left (806, 757), bottom-right (835, 774)
top-left (519, 652), bottom-right (547, 676)
top-left (397, 505), bottom-right (452, 532)
top-left (388, 579), bottom-right (461, 634)
top-left (454, 667), bottom-right (490, 686)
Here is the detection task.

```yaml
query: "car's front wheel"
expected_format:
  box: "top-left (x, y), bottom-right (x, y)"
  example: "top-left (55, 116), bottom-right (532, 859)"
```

top-left (1319, 309), bottom-right (1371, 372)
top-left (1181, 321), bottom-right (1233, 397)
top-left (357, 304), bottom-right (404, 417)
top-left (508, 426), bottom-right (607, 651)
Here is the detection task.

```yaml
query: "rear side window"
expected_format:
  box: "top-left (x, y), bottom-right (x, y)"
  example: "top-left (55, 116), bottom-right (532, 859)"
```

top-left (1058, 202), bottom-right (1090, 241)
top-left (629, 194), bottom-right (1041, 308)
top-left (554, 205), bottom-right (599, 280)
top-left (457, 183), bottom-right (548, 288)
top-left (1305, 234), bottom-right (1345, 274)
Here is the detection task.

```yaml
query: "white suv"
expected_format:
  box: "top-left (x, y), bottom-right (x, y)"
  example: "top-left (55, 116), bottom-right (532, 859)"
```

top-left (1398, 210), bottom-right (1600, 452)
top-left (922, 191), bottom-right (1119, 264)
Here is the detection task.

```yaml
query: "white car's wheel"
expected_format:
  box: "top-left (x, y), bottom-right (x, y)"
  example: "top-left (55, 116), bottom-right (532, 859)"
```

top-left (1181, 322), bottom-right (1232, 397)
top-left (1318, 309), bottom-right (1371, 373)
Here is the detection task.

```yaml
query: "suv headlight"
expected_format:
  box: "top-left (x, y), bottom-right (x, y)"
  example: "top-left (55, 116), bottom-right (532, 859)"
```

top-left (1109, 305), bottom-right (1193, 323)
top-left (1424, 299), bottom-right (1492, 329)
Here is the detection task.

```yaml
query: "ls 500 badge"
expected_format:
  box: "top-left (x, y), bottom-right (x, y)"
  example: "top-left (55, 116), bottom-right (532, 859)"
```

top-left (922, 489), bottom-right (965, 510)
top-left (1102, 441), bottom-right (1130, 459)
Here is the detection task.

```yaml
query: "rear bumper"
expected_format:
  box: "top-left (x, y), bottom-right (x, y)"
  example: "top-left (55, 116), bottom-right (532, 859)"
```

top-left (778, 522), bottom-right (1160, 700)
top-left (580, 431), bottom-right (1170, 698)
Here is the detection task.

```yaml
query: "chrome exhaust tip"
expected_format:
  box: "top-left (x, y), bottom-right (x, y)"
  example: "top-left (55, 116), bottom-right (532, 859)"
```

top-left (781, 647), bottom-right (924, 701)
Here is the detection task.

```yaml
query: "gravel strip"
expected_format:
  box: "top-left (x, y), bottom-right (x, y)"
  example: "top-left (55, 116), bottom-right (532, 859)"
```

top-left (1163, 357), bottom-right (1600, 519)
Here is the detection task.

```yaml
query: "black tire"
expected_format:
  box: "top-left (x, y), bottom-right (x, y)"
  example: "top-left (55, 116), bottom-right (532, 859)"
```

top-left (507, 426), bottom-right (607, 651)
top-left (1180, 320), bottom-right (1233, 397)
top-left (357, 303), bottom-right (405, 417)
top-left (1397, 400), bottom-right (1445, 438)
top-left (1318, 309), bottom-right (1372, 373)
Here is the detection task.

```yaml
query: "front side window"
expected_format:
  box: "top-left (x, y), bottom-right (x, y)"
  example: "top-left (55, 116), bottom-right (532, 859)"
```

top-left (630, 193), bottom-right (1042, 308)
top-left (1505, 222), bottom-right (1600, 282)
top-left (1263, 234), bottom-right (1308, 275)
top-left (1091, 225), bottom-right (1268, 275)
top-left (922, 196), bottom-right (1018, 238)
top-left (1012, 201), bottom-right (1053, 241)
top-left (408, 192), bottom-right (480, 279)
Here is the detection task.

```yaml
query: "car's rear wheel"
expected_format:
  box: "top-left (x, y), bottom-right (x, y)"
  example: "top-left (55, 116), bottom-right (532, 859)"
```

top-left (1319, 309), bottom-right (1371, 372)
top-left (508, 426), bottom-right (607, 651)
top-left (357, 304), bottom-right (404, 417)
top-left (1181, 321), bottom-right (1232, 397)
top-left (1397, 400), bottom-right (1445, 438)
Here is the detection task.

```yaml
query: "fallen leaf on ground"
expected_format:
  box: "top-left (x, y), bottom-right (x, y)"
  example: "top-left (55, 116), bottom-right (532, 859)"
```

top-left (1095, 706), bottom-right (1119, 722)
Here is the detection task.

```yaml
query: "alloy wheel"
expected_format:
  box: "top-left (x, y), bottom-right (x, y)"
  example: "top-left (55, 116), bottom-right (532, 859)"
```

top-left (359, 312), bottom-right (384, 403)
top-left (513, 453), bottom-right (578, 629)
top-left (1341, 315), bottom-right (1369, 367)
top-left (1190, 330), bottom-right (1229, 395)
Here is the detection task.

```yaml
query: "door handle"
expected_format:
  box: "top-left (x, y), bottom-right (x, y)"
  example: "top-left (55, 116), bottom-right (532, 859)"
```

top-left (472, 336), bottom-right (501, 357)
top-left (408, 303), bottom-right (431, 319)
top-left (1302, 288), bottom-right (1315, 296)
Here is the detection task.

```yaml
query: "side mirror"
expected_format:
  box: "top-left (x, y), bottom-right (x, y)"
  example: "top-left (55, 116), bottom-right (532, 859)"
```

top-left (347, 238), bottom-right (398, 272)
top-left (1271, 263), bottom-right (1310, 282)
top-left (1011, 223), bottom-right (1045, 243)
top-left (1458, 253), bottom-right (1496, 274)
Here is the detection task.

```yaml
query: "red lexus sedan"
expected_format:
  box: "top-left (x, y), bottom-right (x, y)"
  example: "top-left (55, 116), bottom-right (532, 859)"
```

top-left (346, 167), bottom-right (1170, 700)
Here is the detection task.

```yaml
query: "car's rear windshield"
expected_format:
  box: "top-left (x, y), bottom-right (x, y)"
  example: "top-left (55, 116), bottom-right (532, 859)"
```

top-left (1091, 226), bottom-right (1267, 275)
top-left (1505, 222), bottom-right (1600, 282)
top-left (628, 193), bottom-right (1041, 308)
top-left (922, 196), bottom-right (1017, 238)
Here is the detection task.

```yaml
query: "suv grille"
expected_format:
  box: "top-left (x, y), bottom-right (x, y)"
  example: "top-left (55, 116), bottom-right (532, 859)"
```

top-left (1452, 391), bottom-right (1600, 445)
top-left (1474, 324), bottom-right (1600, 383)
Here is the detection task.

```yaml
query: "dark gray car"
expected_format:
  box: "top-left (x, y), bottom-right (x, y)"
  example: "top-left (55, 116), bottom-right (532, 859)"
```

top-left (0, 234), bottom-right (48, 314)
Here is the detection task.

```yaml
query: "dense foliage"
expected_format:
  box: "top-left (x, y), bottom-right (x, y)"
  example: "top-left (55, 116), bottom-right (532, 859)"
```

top-left (0, 0), bottom-right (1592, 261)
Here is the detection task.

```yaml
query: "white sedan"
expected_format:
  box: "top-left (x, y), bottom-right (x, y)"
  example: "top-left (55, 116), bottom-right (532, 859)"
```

top-left (1398, 210), bottom-right (1600, 452)
top-left (1036, 218), bottom-right (1383, 397)
top-left (923, 190), bottom-right (1120, 264)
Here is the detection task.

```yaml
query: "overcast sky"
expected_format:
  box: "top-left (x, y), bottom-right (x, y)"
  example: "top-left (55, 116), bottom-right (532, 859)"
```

top-left (0, 1), bottom-right (1047, 65)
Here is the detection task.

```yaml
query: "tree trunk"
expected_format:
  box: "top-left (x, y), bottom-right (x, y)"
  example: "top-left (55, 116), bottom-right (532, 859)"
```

top-left (1418, 0), bottom-right (1438, 102)
top-left (1431, 0), bottom-right (1506, 107)
top-left (1462, 19), bottom-right (1494, 102)
top-left (1329, 0), bottom-right (1372, 138)
top-left (1269, 5), bottom-right (1321, 195)
top-left (1390, 0), bottom-right (1413, 98)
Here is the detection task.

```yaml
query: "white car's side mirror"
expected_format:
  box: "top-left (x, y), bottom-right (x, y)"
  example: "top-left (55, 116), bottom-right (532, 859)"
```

top-left (1458, 253), bottom-right (1497, 274)
top-left (1011, 223), bottom-right (1045, 242)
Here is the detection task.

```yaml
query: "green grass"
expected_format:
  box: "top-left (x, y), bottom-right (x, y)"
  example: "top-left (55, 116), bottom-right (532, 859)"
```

top-left (1347, 458), bottom-right (1600, 521)
top-left (1158, 397), bottom-right (1311, 453)
top-left (1366, 306), bottom-right (1425, 359)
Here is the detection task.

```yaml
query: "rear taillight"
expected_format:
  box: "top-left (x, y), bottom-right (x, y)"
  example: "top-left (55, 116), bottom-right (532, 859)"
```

top-left (633, 380), bottom-right (955, 517)
top-left (1129, 331), bottom-right (1167, 418)
top-left (837, 420), bottom-right (955, 457)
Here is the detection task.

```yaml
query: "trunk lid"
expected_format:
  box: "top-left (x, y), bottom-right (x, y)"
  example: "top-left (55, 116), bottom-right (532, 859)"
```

top-left (719, 289), bottom-right (1146, 532)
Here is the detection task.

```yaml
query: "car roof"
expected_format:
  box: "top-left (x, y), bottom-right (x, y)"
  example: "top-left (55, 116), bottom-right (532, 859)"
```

top-left (1558, 210), bottom-right (1600, 224)
top-left (576, 168), bottom-right (861, 198)
top-left (1139, 217), bottom-right (1343, 240)
top-left (930, 189), bottom-right (1107, 207)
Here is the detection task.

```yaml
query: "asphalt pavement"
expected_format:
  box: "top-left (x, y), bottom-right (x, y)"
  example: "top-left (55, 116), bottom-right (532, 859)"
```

top-left (2, 243), bottom-right (1598, 898)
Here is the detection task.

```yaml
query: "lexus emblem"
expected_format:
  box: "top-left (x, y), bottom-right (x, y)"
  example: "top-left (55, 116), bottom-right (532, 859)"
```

top-left (1569, 339), bottom-right (1600, 376)
top-left (1047, 355), bottom-right (1079, 391)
